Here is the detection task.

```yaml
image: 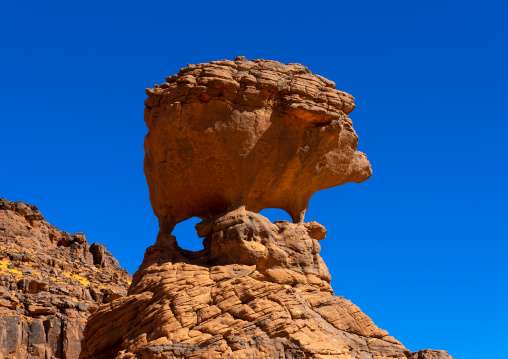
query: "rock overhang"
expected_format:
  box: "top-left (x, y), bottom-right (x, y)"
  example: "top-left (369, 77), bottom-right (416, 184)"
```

top-left (144, 57), bottom-right (372, 229)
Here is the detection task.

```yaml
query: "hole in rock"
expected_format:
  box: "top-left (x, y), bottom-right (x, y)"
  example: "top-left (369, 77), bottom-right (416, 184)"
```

top-left (172, 217), bottom-right (204, 252)
top-left (258, 208), bottom-right (292, 223)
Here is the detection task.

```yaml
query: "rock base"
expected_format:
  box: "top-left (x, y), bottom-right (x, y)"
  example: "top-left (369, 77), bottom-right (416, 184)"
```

top-left (80, 210), bottom-right (451, 359)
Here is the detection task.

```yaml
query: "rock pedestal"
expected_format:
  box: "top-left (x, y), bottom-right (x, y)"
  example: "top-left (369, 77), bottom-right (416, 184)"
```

top-left (80, 210), bottom-right (452, 359)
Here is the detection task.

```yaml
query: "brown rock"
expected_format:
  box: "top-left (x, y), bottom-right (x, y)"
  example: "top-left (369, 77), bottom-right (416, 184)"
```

top-left (409, 349), bottom-right (454, 359)
top-left (79, 58), bottom-right (452, 359)
top-left (0, 198), bottom-right (131, 358)
top-left (144, 58), bottom-right (372, 227)
top-left (81, 211), bottom-right (410, 359)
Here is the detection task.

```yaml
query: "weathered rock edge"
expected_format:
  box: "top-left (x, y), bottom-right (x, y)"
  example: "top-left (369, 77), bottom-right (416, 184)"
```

top-left (0, 198), bottom-right (131, 359)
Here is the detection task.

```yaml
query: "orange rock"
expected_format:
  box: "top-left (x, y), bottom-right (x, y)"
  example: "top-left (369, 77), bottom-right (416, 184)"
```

top-left (144, 57), bottom-right (372, 228)
top-left (81, 210), bottom-right (411, 359)
top-left (79, 58), bottom-right (453, 359)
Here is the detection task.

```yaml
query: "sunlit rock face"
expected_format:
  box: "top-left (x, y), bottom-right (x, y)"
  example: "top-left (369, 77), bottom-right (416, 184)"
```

top-left (80, 210), bottom-right (412, 359)
top-left (143, 57), bottom-right (372, 228)
top-left (79, 59), bottom-right (453, 359)
top-left (0, 198), bottom-right (131, 359)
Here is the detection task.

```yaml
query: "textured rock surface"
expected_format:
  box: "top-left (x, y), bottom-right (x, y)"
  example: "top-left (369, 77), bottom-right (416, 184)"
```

top-left (408, 350), bottom-right (454, 359)
top-left (81, 210), bottom-right (452, 359)
top-left (144, 57), bottom-right (372, 227)
top-left (81, 210), bottom-right (409, 359)
top-left (0, 198), bottom-right (131, 359)
top-left (80, 58), bottom-right (453, 359)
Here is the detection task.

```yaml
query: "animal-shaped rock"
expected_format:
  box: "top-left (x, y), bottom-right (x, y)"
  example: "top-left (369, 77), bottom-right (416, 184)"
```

top-left (78, 58), bottom-right (454, 359)
top-left (144, 57), bottom-right (372, 230)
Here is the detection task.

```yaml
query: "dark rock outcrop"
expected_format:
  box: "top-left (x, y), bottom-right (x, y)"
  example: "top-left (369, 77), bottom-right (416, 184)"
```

top-left (0, 198), bottom-right (131, 359)
top-left (409, 350), bottom-right (454, 359)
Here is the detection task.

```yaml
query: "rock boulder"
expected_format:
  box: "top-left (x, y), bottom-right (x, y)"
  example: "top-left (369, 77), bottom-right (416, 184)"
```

top-left (144, 57), bottom-right (371, 228)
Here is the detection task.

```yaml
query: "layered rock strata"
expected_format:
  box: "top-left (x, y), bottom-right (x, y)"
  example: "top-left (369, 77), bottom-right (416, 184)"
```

top-left (144, 57), bottom-right (371, 226)
top-left (81, 210), bottom-right (452, 359)
top-left (81, 210), bottom-right (406, 358)
top-left (80, 58), bottom-right (453, 359)
top-left (0, 198), bottom-right (131, 359)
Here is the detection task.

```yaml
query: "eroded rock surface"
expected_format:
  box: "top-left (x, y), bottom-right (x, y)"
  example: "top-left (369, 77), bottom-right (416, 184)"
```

top-left (408, 350), bottom-right (454, 359)
top-left (80, 210), bottom-right (452, 359)
top-left (0, 198), bottom-right (131, 359)
top-left (144, 57), bottom-right (372, 227)
top-left (81, 210), bottom-right (409, 359)
top-left (80, 58), bottom-right (453, 359)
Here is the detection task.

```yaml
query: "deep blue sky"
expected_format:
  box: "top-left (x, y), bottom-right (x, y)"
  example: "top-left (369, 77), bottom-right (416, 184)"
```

top-left (1, 1), bottom-right (507, 358)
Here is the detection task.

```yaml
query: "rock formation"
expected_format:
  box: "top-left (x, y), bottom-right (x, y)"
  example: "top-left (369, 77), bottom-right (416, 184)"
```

top-left (0, 198), bottom-right (131, 358)
top-left (143, 57), bottom-right (371, 227)
top-left (78, 57), bottom-right (453, 359)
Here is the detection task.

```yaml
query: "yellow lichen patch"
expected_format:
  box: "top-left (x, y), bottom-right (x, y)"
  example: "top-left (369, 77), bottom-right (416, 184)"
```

top-left (127, 281), bottom-right (132, 285)
top-left (0, 260), bottom-right (12, 275)
top-left (33, 271), bottom-right (41, 275)
top-left (0, 260), bottom-right (24, 276)
top-left (71, 297), bottom-right (79, 303)
top-left (72, 274), bottom-right (90, 286)
top-left (62, 271), bottom-right (90, 286)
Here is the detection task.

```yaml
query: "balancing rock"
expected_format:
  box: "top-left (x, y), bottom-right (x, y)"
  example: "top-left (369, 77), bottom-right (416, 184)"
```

top-left (143, 57), bottom-right (372, 228)
top-left (79, 58), bottom-right (454, 359)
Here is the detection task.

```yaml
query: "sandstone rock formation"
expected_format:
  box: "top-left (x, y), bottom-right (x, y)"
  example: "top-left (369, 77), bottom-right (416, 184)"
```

top-left (0, 198), bottom-right (131, 358)
top-left (81, 210), bottom-right (409, 358)
top-left (144, 57), bottom-right (371, 227)
top-left (80, 210), bottom-right (452, 359)
top-left (79, 58), bottom-right (453, 359)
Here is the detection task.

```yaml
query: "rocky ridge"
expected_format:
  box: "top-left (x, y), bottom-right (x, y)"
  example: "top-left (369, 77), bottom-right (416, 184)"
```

top-left (0, 198), bottom-right (131, 358)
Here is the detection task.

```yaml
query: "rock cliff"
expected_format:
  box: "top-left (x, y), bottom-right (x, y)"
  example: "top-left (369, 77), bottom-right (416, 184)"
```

top-left (79, 58), bottom-right (454, 359)
top-left (0, 198), bottom-right (131, 358)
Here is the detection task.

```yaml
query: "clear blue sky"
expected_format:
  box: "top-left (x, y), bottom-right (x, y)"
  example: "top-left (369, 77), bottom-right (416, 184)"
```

top-left (1, 1), bottom-right (507, 358)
